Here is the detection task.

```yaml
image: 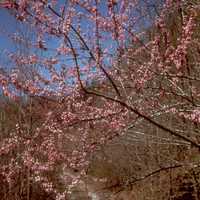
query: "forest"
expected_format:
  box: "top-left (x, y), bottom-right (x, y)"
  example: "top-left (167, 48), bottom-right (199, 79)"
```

top-left (0, 0), bottom-right (200, 199)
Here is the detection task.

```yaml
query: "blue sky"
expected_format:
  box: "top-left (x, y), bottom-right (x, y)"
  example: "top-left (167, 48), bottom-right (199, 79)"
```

top-left (0, 9), bottom-right (17, 55)
top-left (0, 0), bottom-right (164, 93)
top-left (0, 0), bottom-right (163, 57)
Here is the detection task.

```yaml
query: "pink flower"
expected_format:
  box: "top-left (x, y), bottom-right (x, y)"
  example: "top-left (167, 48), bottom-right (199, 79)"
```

top-left (29, 55), bottom-right (38, 64)
top-left (0, 1), bottom-right (13, 9)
